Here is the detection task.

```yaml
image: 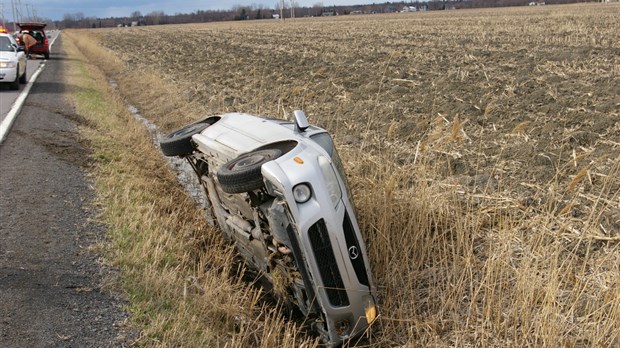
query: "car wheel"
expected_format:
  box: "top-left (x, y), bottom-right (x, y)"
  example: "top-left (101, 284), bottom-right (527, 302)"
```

top-left (159, 117), bottom-right (219, 156)
top-left (44, 52), bottom-right (49, 60)
top-left (217, 149), bottom-right (282, 194)
top-left (19, 65), bottom-right (27, 84)
top-left (9, 66), bottom-right (19, 90)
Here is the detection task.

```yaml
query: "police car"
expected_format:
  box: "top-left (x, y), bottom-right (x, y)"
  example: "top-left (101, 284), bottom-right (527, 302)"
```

top-left (0, 28), bottom-right (27, 90)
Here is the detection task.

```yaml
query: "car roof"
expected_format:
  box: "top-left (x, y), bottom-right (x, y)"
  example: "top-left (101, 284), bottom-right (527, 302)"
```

top-left (0, 33), bottom-right (15, 41)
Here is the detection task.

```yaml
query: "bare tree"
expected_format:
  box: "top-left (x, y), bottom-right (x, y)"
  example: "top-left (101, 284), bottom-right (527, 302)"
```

top-left (290, 0), bottom-right (297, 18)
top-left (276, 0), bottom-right (287, 19)
top-left (311, 2), bottom-right (324, 16)
top-left (145, 11), bottom-right (165, 25)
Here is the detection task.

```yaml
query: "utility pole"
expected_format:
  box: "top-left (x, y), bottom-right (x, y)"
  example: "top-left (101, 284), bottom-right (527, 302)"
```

top-left (1, 1), bottom-right (6, 29)
top-left (27, 2), bottom-right (35, 21)
top-left (11, 0), bottom-right (17, 31)
top-left (11, 0), bottom-right (22, 31)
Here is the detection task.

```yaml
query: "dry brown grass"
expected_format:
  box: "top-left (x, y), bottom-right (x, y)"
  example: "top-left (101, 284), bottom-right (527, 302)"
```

top-left (65, 3), bottom-right (620, 347)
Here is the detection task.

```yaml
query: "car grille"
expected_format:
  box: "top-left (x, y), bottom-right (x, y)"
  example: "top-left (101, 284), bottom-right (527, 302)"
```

top-left (308, 219), bottom-right (350, 307)
top-left (343, 211), bottom-right (370, 287)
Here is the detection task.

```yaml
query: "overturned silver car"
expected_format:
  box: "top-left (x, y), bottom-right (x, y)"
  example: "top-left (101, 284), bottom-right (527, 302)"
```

top-left (160, 111), bottom-right (377, 346)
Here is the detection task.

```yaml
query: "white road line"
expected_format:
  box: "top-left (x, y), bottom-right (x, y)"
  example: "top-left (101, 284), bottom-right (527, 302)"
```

top-left (0, 32), bottom-right (59, 144)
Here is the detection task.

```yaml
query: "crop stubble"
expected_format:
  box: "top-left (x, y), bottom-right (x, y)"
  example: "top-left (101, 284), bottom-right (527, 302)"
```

top-left (90, 4), bottom-right (618, 346)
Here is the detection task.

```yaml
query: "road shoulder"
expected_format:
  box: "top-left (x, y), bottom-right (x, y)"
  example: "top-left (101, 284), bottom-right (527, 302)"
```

top-left (0, 35), bottom-right (135, 348)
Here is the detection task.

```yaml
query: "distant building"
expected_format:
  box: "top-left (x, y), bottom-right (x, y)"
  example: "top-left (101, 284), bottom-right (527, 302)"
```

top-left (401, 6), bottom-right (417, 12)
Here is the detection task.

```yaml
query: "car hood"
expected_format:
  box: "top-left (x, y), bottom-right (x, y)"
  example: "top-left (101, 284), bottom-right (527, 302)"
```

top-left (0, 51), bottom-right (18, 61)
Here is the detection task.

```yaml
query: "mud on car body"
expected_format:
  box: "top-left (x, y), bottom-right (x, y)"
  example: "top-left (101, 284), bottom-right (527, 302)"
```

top-left (160, 111), bottom-right (377, 346)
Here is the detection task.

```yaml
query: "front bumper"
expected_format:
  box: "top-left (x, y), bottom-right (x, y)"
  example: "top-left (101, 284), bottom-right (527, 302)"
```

top-left (0, 67), bottom-right (17, 82)
top-left (262, 144), bottom-right (377, 343)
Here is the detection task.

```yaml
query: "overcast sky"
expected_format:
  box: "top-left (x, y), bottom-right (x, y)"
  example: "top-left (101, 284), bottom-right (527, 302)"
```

top-left (9, 0), bottom-right (379, 21)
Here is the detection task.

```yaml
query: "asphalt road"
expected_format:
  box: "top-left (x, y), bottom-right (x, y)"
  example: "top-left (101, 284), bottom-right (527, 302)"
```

top-left (0, 34), bottom-right (135, 347)
top-left (0, 59), bottom-right (43, 116)
top-left (0, 31), bottom-right (58, 121)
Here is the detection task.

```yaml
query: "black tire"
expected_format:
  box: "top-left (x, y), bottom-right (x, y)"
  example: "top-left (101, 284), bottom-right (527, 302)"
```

top-left (44, 52), bottom-right (49, 60)
top-left (217, 149), bottom-right (282, 194)
top-left (159, 117), bottom-right (219, 156)
top-left (19, 65), bottom-right (27, 84)
top-left (9, 66), bottom-right (19, 90)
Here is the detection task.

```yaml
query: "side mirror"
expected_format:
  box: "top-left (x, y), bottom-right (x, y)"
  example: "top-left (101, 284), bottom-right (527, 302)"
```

top-left (16, 45), bottom-right (24, 52)
top-left (293, 110), bottom-right (309, 133)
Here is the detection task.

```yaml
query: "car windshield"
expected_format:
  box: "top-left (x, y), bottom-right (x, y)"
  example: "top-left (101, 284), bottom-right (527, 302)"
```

top-left (0, 36), bottom-right (14, 52)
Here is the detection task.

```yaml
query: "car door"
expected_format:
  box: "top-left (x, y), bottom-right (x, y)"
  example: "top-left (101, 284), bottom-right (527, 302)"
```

top-left (10, 37), bottom-right (26, 76)
top-left (18, 49), bottom-right (26, 76)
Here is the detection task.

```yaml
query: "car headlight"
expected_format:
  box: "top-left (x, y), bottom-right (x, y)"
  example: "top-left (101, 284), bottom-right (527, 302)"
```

top-left (363, 295), bottom-right (377, 324)
top-left (292, 183), bottom-right (312, 203)
top-left (318, 156), bottom-right (342, 208)
top-left (0, 61), bottom-right (17, 68)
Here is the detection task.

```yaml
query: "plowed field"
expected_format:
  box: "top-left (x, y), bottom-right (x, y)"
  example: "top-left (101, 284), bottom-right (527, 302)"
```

top-left (79, 3), bottom-right (619, 346)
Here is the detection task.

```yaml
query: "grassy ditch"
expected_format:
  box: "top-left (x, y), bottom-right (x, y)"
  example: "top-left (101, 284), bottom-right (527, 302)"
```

top-left (64, 4), bottom-right (620, 346)
top-left (62, 33), bottom-right (315, 347)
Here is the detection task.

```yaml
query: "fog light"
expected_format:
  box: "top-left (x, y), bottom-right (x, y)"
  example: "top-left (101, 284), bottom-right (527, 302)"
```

top-left (335, 319), bottom-right (350, 336)
top-left (293, 183), bottom-right (312, 203)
